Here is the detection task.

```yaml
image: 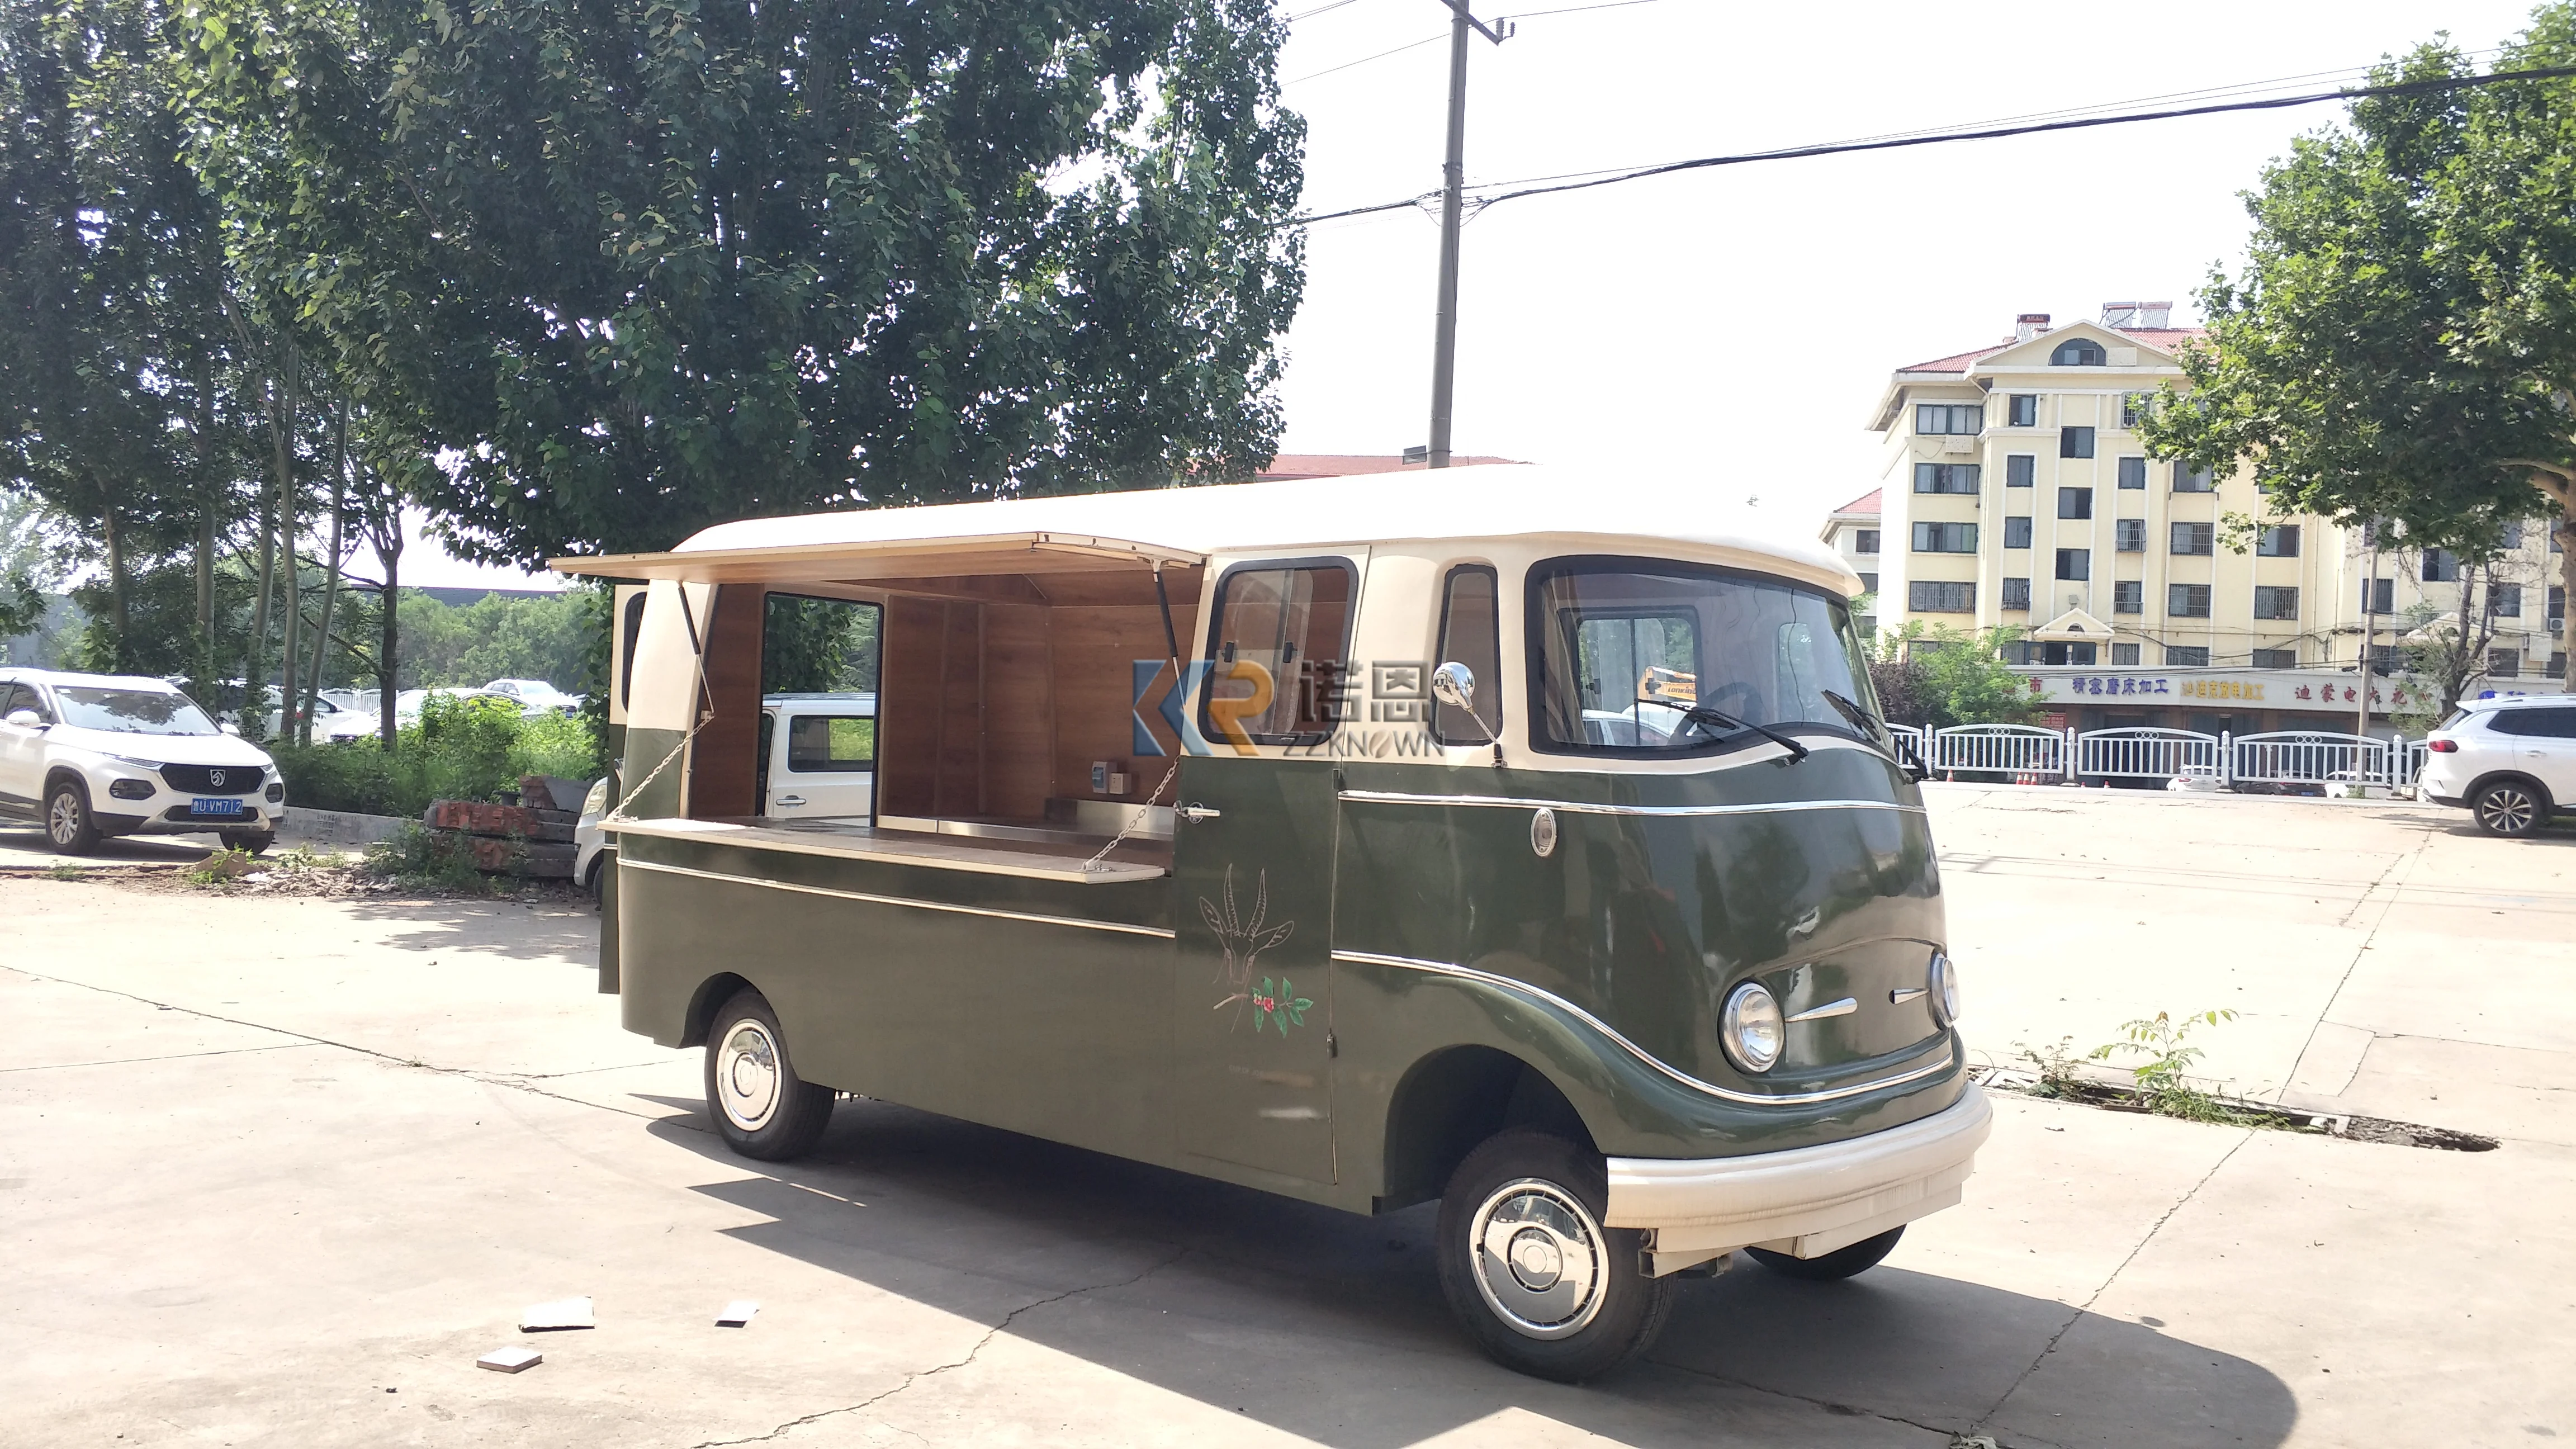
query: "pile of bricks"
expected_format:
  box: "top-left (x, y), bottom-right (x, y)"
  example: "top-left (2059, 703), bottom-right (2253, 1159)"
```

top-left (421, 775), bottom-right (584, 878)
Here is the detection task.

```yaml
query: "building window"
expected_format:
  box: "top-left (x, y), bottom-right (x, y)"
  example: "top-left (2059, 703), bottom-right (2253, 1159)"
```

top-left (2112, 642), bottom-right (2141, 664)
top-left (2116, 518), bottom-right (2146, 552)
top-left (2252, 648), bottom-right (2297, 670)
top-left (1912, 522), bottom-right (1978, 553)
top-left (1858, 572), bottom-right (1878, 593)
top-left (2003, 515), bottom-right (2033, 549)
top-left (2489, 648), bottom-right (2522, 678)
top-left (2550, 651), bottom-right (2568, 678)
top-left (2488, 583), bottom-right (2521, 617)
top-left (2170, 583), bottom-right (2213, 617)
top-left (2044, 641), bottom-right (2099, 665)
top-left (2058, 487), bottom-right (2092, 520)
top-left (2253, 525), bottom-right (2299, 557)
top-left (2367, 643), bottom-right (2400, 671)
top-left (1909, 580), bottom-right (1975, 612)
top-left (2119, 392), bottom-right (2153, 428)
top-left (1916, 403), bottom-right (1983, 435)
top-left (2060, 427), bottom-right (2095, 458)
top-left (2171, 522), bottom-right (2215, 556)
top-left (2113, 581), bottom-right (2143, 614)
top-left (2422, 548), bottom-right (2457, 582)
top-left (2001, 639), bottom-right (2037, 664)
top-left (2253, 585), bottom-right (2299, 620)
top-left (2550, 585), bottom-right (2565, 623)
top-left (1853, 529), bottom-right (1880, 555)
top-left (1914, 462), bottom-right (1981, 494)
top-left (2052, 338), bottom-right (2107, 366)
top-left (2167, 646), bottom-right (2210, 666)
top-left (2007, 394), bottom-right (2039, 427)
top-left (2001, 576), bottom-right (2032, 610)
top-left (2173, 462), bottom-right (2214, 493)
top-left (2056, 548), bottom-right (2090, 581)
top-left (2116, 456), bottom-right (2146, 489)
top-left (2005, 454), bottom-right (2035, 487)
top-left (2361, 577), bottom-right (2393, 614)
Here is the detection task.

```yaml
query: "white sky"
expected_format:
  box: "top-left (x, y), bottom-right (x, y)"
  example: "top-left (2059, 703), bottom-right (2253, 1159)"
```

top-left (420, 0), bottom-right (2544, 594)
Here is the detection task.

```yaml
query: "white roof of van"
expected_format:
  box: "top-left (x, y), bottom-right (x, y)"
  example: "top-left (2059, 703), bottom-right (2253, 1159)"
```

top-left (553, 463), bottom-right (1860, 595)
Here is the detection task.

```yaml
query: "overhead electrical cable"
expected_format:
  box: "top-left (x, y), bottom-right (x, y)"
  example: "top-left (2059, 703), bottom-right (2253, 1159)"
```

top-left (1286, 61), bottom-right (2576, 226)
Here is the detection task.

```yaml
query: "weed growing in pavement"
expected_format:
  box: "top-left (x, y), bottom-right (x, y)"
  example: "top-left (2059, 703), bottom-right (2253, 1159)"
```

top-left (363, 822), bottom-right (496, 894)
top-left (183, 848), bottom-right (255, 887)
top-left (2089, 1009), bottom-right (2293, 1126)
top-left (2014, 1035), bottom-right (2087, 1097)
top-left (44, 863), bottom-right (85, 881)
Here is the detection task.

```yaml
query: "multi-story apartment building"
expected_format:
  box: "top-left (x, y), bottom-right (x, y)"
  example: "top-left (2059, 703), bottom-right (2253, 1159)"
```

top-left (1824, 304), bottom-right (2566, 730)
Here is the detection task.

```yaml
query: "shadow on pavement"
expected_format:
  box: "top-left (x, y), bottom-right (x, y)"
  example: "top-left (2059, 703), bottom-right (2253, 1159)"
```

top-left (0, 823), bottom-right (217, 863)
top-left (644, 1097), bottom-right (2297, 1449)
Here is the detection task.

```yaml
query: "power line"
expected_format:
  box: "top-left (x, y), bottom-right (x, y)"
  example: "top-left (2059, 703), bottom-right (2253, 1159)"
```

top-left (1282, 29), bottom-right (1447, 86)
top-left (1281, 0), bottom-right (1365, 22)
top-left (1287, 61), bottom-right (2576, 226)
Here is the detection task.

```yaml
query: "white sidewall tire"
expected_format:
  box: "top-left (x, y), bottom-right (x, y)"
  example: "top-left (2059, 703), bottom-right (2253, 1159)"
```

top-left (1434, 1129), bottom-right (1675, 1382)
top-left (702, 988), bottom-right (835, 1162)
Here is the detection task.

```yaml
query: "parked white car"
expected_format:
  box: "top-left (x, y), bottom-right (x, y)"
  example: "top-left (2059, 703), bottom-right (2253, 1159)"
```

top-left (2418, 694), bottom-right (2576, 837)
top-left (0, 669), bottom-right (287, 854)
top-left (482, 678), bottom-right (583, 715)
top-left (2166, 765), bottom-right (2224, 793)
top-left (389, 687), bottom-right (522, 722)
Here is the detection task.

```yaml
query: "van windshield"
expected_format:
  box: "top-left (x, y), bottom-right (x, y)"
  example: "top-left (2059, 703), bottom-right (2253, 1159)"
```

top-left (1530, 560), bottom-right (1881, 754)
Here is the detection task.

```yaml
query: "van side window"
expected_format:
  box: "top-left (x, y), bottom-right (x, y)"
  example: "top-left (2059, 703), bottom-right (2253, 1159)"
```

top-left (1202, 562), bottom-right (1355, 747)
top-left (1433, 565), bottom-right (1503, 745)
top-left (787, 714), bottom-right (875, 770)
top-left (617, 591), bottom-right (650, 712)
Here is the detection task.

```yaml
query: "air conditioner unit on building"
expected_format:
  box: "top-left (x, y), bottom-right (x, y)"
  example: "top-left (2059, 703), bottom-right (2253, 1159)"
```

top-left (1942, 435), bottom-right (1974, 454)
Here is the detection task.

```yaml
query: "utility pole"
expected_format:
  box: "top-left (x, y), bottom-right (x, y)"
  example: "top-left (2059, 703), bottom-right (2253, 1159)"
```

top-left (1427, 0), bottom-right (1510, 468)
top-left (2356, 538), bottom-right (2379, 744)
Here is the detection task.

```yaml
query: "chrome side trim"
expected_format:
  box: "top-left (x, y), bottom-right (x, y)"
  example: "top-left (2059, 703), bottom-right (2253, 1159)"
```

top-left (1889, 987), bottom-right (1928, 1005)
top-left (1784, 997), bottom-right (1858, 1023)
top-left (1330, 949), bottom-right (1954, 1106)
top-left (621, 857), bottom-right (1178, 939)
top-left (1337, 790), bottom-right (1924, 818)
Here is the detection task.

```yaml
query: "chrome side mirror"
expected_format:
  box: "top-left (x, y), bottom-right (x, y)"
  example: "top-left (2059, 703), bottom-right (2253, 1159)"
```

top-left (1431, 661), bottom-right (1504, 764)
top-left (4, 708), bottom-right (42, 730)
top-left (219, 721), bottom-right (241, 736)
top-left (1429, 661), bottom-right (1475, 713)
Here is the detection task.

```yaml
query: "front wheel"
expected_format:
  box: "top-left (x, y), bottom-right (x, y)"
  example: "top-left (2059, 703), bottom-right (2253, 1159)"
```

top-left (219, 830), bottom-right (273, 856)
top-left (703, 987), bottom-right (834, 1162)
top-left (2473, 779), bottom-right (2546, 837)
top-left (1434, 1129), bottom-right (1674, 1382)
top-left (45, 778), bottom-right (100, 855)
top-left (1745, 1225), bottom-right (1905, 1281)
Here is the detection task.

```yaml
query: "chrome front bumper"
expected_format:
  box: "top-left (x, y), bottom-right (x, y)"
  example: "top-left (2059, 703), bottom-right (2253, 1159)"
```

top-left (1606, 1084), bottom-right (1994, 1275)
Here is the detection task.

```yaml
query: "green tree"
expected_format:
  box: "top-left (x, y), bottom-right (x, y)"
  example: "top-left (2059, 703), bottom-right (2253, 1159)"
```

top-left (2140, 11), bottom-right (2576, 688)
top-left (182, 0), bottom-right (1308, 569)
top-left (1872, 623), bottom-right (2036, 728)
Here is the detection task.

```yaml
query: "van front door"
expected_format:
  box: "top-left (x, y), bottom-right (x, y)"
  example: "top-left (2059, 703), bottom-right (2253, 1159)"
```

top-left (1169, 756), bottom-right (1340, 1186)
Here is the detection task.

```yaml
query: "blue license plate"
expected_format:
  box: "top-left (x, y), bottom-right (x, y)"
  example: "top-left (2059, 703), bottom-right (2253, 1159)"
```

top-left (191, 798), bottom-right (245, 817)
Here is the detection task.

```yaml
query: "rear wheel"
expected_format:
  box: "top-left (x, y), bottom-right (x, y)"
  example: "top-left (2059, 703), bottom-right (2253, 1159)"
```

top-left (45, 778), bottom-right (100, 855)
top-left (1434, 1129), bottom-right (1674, 1382)
top-left (703, 987), bottom-right (834, 1162)
top-left (2473, 779), bottom-right (2546, 837)
top-left (1745, 1226), bottom-right (1905, 1281)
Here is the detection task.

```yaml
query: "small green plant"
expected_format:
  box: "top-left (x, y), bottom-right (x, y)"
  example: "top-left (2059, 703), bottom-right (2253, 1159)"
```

top-left (362, 822), bottom-right (496, 894)
top-left (2091, 1009), bottom-right (2236, 1121)
top-left (183, 847), bottom-right (255, 887)
top-left (2014, 1035), bottom-right (2087, 1098)
top-left (44, 863), bottom-right (86, 881)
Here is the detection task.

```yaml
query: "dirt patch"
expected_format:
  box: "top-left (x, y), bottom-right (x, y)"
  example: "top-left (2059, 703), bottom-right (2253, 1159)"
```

top-left (10, 850), bottom-right (586, 905)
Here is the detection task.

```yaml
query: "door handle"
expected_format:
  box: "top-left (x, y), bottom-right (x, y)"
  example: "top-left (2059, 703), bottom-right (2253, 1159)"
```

top-left (1177, 803), bottom-right (1223, 823)
top-left (774, 794), bottom-right (807, 807)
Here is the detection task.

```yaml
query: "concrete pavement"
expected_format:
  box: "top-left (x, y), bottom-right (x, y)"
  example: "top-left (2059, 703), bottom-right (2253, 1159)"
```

top-left (3, 789), bottom-right (2573, 1447)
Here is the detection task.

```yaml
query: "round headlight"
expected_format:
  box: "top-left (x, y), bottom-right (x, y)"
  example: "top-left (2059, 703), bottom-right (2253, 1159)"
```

top-left (1721, 981), bottom-right (1784, 1074)
top-left (1928, 951), bottom-right (1961, 1028)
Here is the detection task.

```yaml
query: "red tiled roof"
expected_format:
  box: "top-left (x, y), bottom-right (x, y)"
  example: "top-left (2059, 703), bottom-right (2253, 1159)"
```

top-left (1898, 326), bottom-right (2207, 374)
top-left (1256, 453), bottom-right (1524, 480)
top-left (1831, 488), bottom-right (1882, 517)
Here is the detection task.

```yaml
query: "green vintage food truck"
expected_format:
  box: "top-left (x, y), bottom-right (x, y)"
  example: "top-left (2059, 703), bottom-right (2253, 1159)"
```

top-left (558, 463), bottom-right (1989, 1381)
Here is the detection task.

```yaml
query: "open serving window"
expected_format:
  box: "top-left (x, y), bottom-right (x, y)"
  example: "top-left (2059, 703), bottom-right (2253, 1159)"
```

top-left (558, 531), bottom-right (1205, 883)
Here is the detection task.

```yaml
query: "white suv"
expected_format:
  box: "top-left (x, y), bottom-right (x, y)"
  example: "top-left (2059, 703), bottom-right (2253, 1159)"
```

top-left (2418, 694), bottom-right (2576, 837)
top-left (0, 669), bottom-right (288, 854)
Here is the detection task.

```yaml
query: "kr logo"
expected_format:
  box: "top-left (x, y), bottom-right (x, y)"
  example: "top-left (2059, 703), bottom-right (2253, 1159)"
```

top-left (1133, 660), bottom-right (1275, 757)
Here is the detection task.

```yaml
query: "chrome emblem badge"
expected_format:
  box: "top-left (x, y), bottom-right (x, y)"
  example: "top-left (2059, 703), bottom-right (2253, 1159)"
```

top-left (208, 769), bottom-right (226, 788)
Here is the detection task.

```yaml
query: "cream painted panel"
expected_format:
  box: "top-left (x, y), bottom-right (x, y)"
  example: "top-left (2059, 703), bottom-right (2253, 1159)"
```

top-left (627, 579), bottom-right (714, 732)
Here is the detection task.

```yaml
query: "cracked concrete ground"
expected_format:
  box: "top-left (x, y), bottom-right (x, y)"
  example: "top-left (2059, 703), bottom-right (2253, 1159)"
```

top-left (2, 788), bottom-right (2573, 1447)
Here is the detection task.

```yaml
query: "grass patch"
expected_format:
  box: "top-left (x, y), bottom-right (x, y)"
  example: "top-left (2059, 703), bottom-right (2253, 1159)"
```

top-left (273, 695), bottom-right (605, 818)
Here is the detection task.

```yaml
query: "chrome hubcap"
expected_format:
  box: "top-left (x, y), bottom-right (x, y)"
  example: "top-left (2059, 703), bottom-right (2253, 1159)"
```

top-left (2481, 789), bottom-right (2535, 833)
top-left (715, 1020), bottom-right (784, 1132)
top-left (1467, 1178), bottom-right (1608, 1339)
top-left (48, 792), bottom-right (80, 842)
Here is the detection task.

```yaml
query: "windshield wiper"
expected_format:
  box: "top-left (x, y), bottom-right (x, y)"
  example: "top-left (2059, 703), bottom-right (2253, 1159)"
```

top-left (1820, 688), bottom-right (1929, 782)
top-left (1637, 696), bottom-right (1809, 763)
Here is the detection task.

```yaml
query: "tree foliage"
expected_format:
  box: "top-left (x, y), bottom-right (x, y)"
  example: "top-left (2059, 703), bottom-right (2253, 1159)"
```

top-left (182, 0), bottom-right (1309, 567)
top-left (1870, 623), bottom-right (2037, 730)
top-left (2139, 7), bottom-right (2576, 685)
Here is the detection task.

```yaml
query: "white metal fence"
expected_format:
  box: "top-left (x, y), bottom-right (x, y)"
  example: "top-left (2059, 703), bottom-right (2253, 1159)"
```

top-left (1928, 724), bottom-right (2066, 779)
top-left (2075, 727), bottom-right (2219, 780)
top-left (1910, 723), bottom-right (2424, 789)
